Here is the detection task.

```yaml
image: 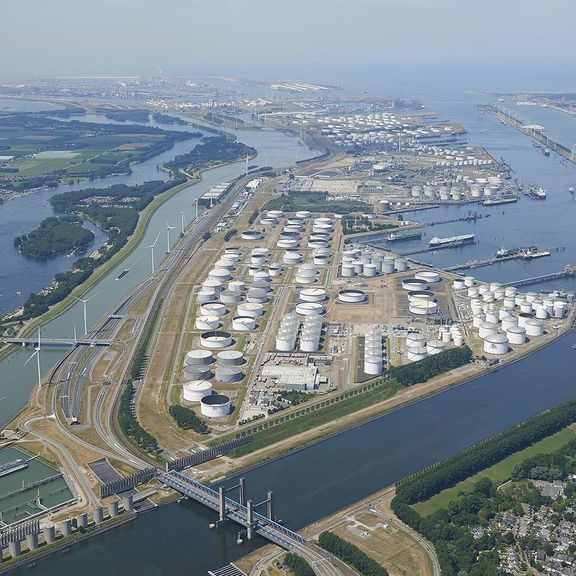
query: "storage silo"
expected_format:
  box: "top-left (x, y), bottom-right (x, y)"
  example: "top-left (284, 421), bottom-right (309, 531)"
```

top-left (506, 326), bottom-right (526, 345)
top-left (232, 316), bottom-right (257, 331)
top-left (183, 380), bottom-right (213, 402)
top-left (483, 333), bottom-right (509, 355)
top-left (185, 350), bottom-right (214, 366)
top-left (478, 321), bottom-right (498, 339)
top-left (200, 394), bottom-right (232, 418)
top-left (525, 318), bottom-right (544, 337)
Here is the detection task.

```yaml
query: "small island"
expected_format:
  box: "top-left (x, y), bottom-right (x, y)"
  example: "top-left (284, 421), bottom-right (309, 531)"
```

top-left (14, 216), bottom-right (95, 260)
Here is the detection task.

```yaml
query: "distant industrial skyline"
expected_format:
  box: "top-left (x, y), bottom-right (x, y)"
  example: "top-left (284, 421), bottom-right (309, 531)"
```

top-left (2, 0), bottom-right (575, 90)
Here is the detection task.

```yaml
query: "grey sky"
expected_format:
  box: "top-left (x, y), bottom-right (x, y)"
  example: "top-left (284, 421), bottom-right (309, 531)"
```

top-left (2, 0), bottom-right (574, 79)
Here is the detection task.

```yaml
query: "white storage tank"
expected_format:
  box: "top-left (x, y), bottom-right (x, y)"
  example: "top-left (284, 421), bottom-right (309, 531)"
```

top-left (395, 258), bottom-right (408, 272)
top-left (237, 302), bottom-right (264, 318)
top-left (525, 318), bottom-right (544, 337)
top-left (241, 230), bottom-right (263, 240)
top-left (197, 290), bottom-right (217, 303)
top-left (201, 303), bottom-right (227, 317)
top-left (483, 333), bottom-right (509, 355)
top-left (183, 380), bottom-right (213, 402)
top-left (506, 326), bottom-right (526, 345)
top-left (464, 276), bottom-right (475, 287)
top-left (478, 321), bottom-right (498, 339)
top-left (209, 268), bottom-right (231, 282)
top-left (364, 356), bottom-right (383, 375)
top-left (453, 278), bottom-right (466, 290)
top-left (406, 333), bottom-right (426, 346)
top-left (215, 366), bottom-right (243, 383)
top-left (246, 288), bottom-right (269, 303)
top-left (232, 316), bottom-right (257, 331)
top-left (296, 303), bottom-right (324, 316)
top-left (416, 271), bottom-right (441, 283)
top-left (502, 316), bottom-right (518, 331)
top-left (283, 251), bottom-right (302, 265)
top-left (195, 315), bottom-right (221, 330)
top-left (228, 280), bottom-right (246, 293)
top-left (200, 331), bottom-right (233, 349)
top-left (185, 349), bottom-right (214, 366)
top-left (182, 364), bottom-right (212, 381)
top-left (407, 348), bottom-right (427, 362)
top-left (267, 210), bottom-right (283, 219)
top-left (200, 394), bottom-right (232, 418)
top-left (409, 300), bottom-right (438, 315)
top-left (216, 350), bottom-right (245, 366)
top-left (426, 340), bottom-right (446, 355)
top-left (300, 288), bottom-right (327, 302)
top-left (341, 263), bottom-right (355, 277)
top-left (219, 290), bottom-right (243, 304)
top-left (402, 278), bottom-right (429, 291)
top-left (338, 289), bottom-right (367, 304)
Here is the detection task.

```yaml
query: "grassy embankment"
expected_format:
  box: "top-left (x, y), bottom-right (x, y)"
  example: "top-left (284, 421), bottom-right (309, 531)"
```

top-left (413, 424), bottom-right (576, 517)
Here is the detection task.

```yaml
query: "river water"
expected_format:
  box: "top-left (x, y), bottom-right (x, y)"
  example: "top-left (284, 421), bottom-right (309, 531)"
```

top-left (3, 84), bottom-right (576, 574)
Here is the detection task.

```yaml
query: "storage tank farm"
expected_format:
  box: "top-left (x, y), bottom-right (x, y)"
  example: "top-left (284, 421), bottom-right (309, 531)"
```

top-left (450, 271), bottom-right (573, 358)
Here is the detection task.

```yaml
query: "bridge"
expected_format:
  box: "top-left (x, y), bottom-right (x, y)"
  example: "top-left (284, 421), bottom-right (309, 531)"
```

top-left (2, 338), bottom-right (112, 349)
top-left (158, 471), bottom-right (304, 548)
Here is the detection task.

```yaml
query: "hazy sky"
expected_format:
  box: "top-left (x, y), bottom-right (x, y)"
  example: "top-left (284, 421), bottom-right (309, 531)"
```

top-left (2, 0), bottom-right (574, 85)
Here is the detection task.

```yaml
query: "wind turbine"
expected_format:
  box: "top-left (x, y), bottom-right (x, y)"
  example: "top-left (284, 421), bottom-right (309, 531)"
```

top-left (150, 232), bottom-right (160, 273)
top-left (180, 211), bottom-right (185, 236)
top-left (24, 327), bottom-right (42, 388)
top-left (166, 222), bottom-right (175, 253)
top-left (73, 291), bottom-right (101, 336)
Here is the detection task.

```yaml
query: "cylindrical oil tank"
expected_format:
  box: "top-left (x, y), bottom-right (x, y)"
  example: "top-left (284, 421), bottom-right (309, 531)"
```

top-left (395, 258), bottom-right (408, 272)
top-left (408, 290), bottom-right (436, 302)
top-left (416, 271), bottom-right (441, 283)
top-left (464, 276), bottom-right (475, 287)
top-left (203, 278), bottom-right (224, 291)
top-left (200, 302), bottom-right (227, 317)
top-left (260, 217), bottom-right (277, 226)
top-left (525, 318), bottom-right (544, 337)
top-left (472, 313), bottom-right (486, 328)
top-left (216, 350), bottom-right (245, 366)
top-left (505, 286), bottom-right (517, 297)
top-left (313, 254), bottom-right (330, 266)
top-left (483, 333), bottom-right (509, 355)
top-left (453, 278), bottom-right (466, 290)
top-left (208, 268), bottom-right (231, 282)
top-left (406, 333), bottom-right (426, 346)
top-left (246, 288), bottom-right (269, 303)
top-left (300, 339), bottom-right (320, 353)
top-left (183, 380), bottom-right (213, 402)
top-left (241, 229), bottom-right (263, 240)
top-left (296, 210), bottom-right (311, 219)
top-left (215, 366), bottom-right (243, 383)
top-left (228, 280), bottom-right (246, 293)
top-left (520, 302), bottom-right (533, 314)
top-left (195, 315), bottom-right (220, 330)
top-left (276, 335), bottom-right (295, 352)
top-left (364, 356), bottom-right (383, 375)
top-left (409, 300), bottom-right (438, 315)
top-left (426, 340), bottom-right (446, 355)
top-left (268, 263), bottom-right (283, 277)
top-left (534, 306), bottom-right (549, 320)
top-left (517, 313), bottom-right (532, 328)
top-left (468, 286), bottom-right (480, 298)
top-left (197, 290), bottom-right (217, 303)
top-left (478, 321), bottom-right (498, 338)
top-left (252, 280), bottom-right (272, 292)
top-left (232, 316), bottom-right (257, 331)
top-left (237, 302), bottom-right (264, 318)
top-left (506, 326), bottom-right (526, 345)
top-left (407, 348), bottom-right (427, 362)
top-left (214, 258), bottom-right (235, 271)
top-left (363, 264), bottom-right (377, 277)
top-left (381, 259), bottom-right (395, 274)
top-left (300, 288), bottom-right (327, 302)
top-left (219, 290), bottom-right (243, 304)
top-left (283, 251), bottom-right (302, 264)
top-left (277, 239), bottom-right (298, 249)
top-left (502, 316), bottom-right (518, 331)
top-left (267, 210), bottom-right (283, 218)
top-left (453, 333), bottom-right (464, 347)
top-left (200, 331), bottom-right (233, 349)
top-left (485, 312), bottom-right (498, 324)
top-left (200, 394), bottom-right (232, 418)
top-left (338, 289), bottom-right (366, 303)
top-left (296, 303), bottom-right (324, 316)
top-left (185, 349), bottom-right (214, 366)
top-left (341, 263), bottom-right (355, 277)
top-left (182, 364), bottom-right (211, 381)
top-left (402, 278), bottom-right (428, 291)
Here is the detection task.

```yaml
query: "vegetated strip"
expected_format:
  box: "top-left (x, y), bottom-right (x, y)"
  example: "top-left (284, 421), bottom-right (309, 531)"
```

top-left (117, 299), bottom-right (164, 457)
top-left (413, 425), bottom-right (576, 517)
top-left (318, 531), bottom-right (389, 576)
top-left (169, 405), bottom-right (209, 435)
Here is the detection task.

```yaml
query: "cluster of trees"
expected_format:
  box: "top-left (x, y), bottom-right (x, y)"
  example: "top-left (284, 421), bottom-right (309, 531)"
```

top-left (282, 553), bottom-right (315, 576)
top-left (387, 346), bottom-right (473, 387)
top-left (318, 531), bottom-right (389, 576)
top-left (118, 380), bottom-right (159, 453)
top-left (394, 398), bottom-right (576, 506)
top-left (152, 112), bottom-right (186, 125)
top-left (169, 405), bottom-right (210, 434)
top-left (97, 108), bottom-right (151, 123)
top-left (14, 216), bottom-right (94, 259)
top-left (223, 228), bottom-right (237, 241)
top-left (165, 136), bottom-right (256, 173)
top-left (265, 191), bottom-right (370, 214)
top-left (247, 210), bottom-right (258, 225)
top-left (341, 216), bottom-right (395, 235)
top-left (277, 390), bottom-right (311, 405)
top-left (512, 438), bottom-right (576, 482)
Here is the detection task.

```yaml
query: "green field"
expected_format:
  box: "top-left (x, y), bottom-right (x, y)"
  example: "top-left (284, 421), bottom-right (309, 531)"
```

top-left (413, 424), bottom-right (576, 517)
top-left (227, 381), bottom-right (400, 457)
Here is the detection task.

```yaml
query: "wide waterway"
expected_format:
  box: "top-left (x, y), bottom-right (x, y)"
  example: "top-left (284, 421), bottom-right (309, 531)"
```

top-left (4, 85), bottom-right (576, 574)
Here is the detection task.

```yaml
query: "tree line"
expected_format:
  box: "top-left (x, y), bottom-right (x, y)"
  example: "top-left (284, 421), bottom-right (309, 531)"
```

top-left (169, 405), bottom-right (210, 434)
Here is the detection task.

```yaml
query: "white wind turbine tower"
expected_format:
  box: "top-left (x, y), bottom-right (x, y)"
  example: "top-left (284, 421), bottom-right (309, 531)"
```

top-left (24, 327), bottom-right (42, 388)
top-left (73, 291), bottom-right (101, 336)
top-left (150, 232), bottom-right (160, 273)
top-left (166, 222), bottom-right (175, 253)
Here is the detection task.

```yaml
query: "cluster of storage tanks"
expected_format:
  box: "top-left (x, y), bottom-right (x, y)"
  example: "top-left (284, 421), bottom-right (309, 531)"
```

top-left (456, 275), bottom-right (573, 356)
top-left (363, 328), bottom-right (386, 375)
top-left (312, 112), bottom-right (454, 148)
top-left (341, 247), bottom-right (408, 278)
top-left (402, 271), bottom-right (442, 316)
top-left (409, 175), bottom-right (505, 201)
top-left (275, 312), bottom-right (323, 353)
top-left (404, 326), bottom-right (463, 363)
top-left (180, 348), bottom-right (246, 417)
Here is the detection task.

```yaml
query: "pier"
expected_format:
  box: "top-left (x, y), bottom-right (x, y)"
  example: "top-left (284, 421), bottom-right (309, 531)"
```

top-left (502, 266), bottom-right (576, 288)
top-left (398, 240), bottom-right (477, 256)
